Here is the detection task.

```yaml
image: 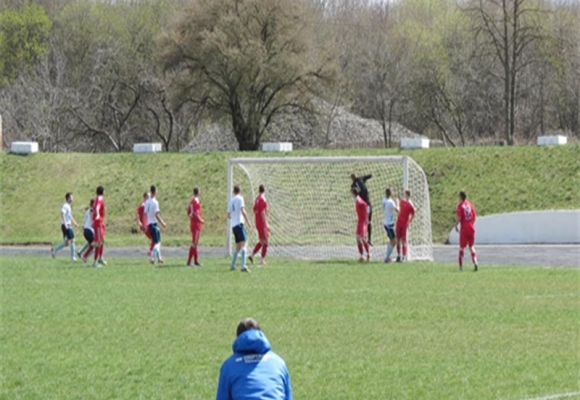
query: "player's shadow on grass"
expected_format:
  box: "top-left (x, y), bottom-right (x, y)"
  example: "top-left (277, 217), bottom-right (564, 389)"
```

top-left (313, 259), bottom-right (358, 265)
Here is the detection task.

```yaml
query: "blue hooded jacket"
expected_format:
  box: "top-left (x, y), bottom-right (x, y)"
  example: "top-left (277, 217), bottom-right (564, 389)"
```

top-left (216, 329), bottom-right (292, 400)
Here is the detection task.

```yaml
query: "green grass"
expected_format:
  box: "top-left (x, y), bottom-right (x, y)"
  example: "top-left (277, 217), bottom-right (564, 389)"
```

top-left (1, 256), bottom-right (578, 399)
top-left (0, 146), bottom-right (578, 245)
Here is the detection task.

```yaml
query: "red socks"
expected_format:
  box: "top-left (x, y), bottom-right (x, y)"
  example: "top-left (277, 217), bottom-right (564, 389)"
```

top-left (363, 241), bottom-right (369, 253)
top-left (458, 249), bottom-right (464, 267)
top-left (253, 243), bottom-right (262, 256)
top-left (187, 246), bottom-right (199, 264)
top-left (471, 251), bottom-right (477, 265)
top-left (396, 243), bottom-right (401, 255)
top-left (261, 244), bottom-right (268, 258)
top-left (357, 243), bottom-right (363, 255)
top-left (403, 245), bottom-right (407, 257)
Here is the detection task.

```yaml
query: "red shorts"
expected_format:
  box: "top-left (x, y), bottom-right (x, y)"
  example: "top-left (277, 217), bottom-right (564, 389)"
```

top-left (460, 231), bottom-right (475, 248)
top-left (396, 225), bottom-right (408, 241)
top-left (356, 222), bottom-right (368, 237)
top-left (256, 226), bottom-right (269, 241)
top-left (190, 225), bottom-right (202, 244)
top-left (94, 224), bottom-right (105, 242)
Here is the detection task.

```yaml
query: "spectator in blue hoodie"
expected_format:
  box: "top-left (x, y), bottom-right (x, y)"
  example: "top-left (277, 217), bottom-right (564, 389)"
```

top-left (216, 318), bottom-right (292, 400)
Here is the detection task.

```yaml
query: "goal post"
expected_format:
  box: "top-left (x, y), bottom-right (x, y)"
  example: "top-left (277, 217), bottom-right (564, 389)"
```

top-left (227, 156), bottom-right (433, 261)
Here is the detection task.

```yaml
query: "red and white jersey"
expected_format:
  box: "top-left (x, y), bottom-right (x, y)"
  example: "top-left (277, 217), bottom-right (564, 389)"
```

top-left (92, 195), bottom-right (105, 226)
top-left (355, 195), bottom-right (369, 224)
top-left (188, 197), bottom-right (202, 229)
top-left (397, 199), bottom-right (415, 228)
top-left (137, 202), bottom-right (148, 227)
top-left (456, 200), bottom-right (476, 233)
top-left (253, 194), bottom-right (268, 228)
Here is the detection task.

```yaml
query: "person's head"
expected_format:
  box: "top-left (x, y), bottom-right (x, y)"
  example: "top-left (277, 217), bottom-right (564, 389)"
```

top-left (65, 192), bottom-right (73, 203)
top-left (404, 189), bottom-right (411, 200)
top-left (459, 190), bottom-right (467, 201)
top-left (350, 173), bottom-right (357, 181)
top-left (193, 187), bottom-right (199, 196)
top-left (236, 318), bottom-right (261, 337)
top-left (89, 199), bottom-right (94, 208)
top-left (233, 185), bottom-right (241, 195)
top-left (258, 185), bottom-right (265, 194)
top-left (96, 186), bottom-right (104, 196)
top-left (385, 187), bottom-right (392, 198)
top-left (143, 191), bottom-right (150, 200)
top-left (351, 187), bottom-right (359, 198)
top-left (150, 185), bottom-right (157, 196)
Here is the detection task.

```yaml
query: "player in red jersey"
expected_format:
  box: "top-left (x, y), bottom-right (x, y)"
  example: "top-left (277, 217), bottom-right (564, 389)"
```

top-left (352, 187), bottom-right (370, 262)
top-left (395, 189), bottom-right (416, 262)
top-left (249, 185), bottom-right (269, 266)
top-left (137, 191), bottom-right (155, 257)
top-left (455, 190), bottom-right (478, 271)
top-left (83, 185), bottom-right (106, 267)
top-left (187, 187), bottom-right (204, 266)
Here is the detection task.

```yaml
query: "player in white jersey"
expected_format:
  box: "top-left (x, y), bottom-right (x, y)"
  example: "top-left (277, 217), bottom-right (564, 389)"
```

top-left (144, 185), bottom-right (167, 265)
top-left (227, 185), bottom-right (251, 272)
top-left (51, 192), bottom-right (79, 261)
top-left (77, 199), bottom-right (95, 261)
top-left (382, 188), bottom-right (399, 263)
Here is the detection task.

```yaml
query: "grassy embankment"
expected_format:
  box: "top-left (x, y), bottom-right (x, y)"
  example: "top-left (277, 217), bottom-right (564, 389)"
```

top-left (0, 145), bottom-right (578, 246)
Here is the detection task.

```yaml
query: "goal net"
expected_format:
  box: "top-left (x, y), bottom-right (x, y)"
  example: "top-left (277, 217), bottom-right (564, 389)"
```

top-left (227, 156), bottom-right (433, 261)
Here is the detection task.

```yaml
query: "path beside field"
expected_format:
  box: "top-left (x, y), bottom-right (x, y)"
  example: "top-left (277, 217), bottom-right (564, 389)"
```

top-left (1, 245), bottom-right (578, 268)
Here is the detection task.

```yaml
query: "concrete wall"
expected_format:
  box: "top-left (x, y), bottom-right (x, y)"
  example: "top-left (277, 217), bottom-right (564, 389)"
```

top-left (448, 210), bottom-right (580, 244)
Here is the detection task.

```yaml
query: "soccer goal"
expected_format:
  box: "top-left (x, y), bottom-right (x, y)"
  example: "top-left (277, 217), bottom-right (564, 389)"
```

top-left (227, 156), bottom-right (433, 261)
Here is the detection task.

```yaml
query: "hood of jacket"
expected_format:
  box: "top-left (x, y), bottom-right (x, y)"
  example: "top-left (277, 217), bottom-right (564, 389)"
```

top-left (232, 329), bottom-right (272, 355)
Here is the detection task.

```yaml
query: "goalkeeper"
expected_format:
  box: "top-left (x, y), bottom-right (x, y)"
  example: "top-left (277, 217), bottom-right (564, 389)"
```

top-left (350, 173), bottom-right (373, 245)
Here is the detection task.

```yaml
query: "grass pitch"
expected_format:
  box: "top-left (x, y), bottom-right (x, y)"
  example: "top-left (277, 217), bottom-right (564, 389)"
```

top-left (1, 256), bottom-right (578, 399)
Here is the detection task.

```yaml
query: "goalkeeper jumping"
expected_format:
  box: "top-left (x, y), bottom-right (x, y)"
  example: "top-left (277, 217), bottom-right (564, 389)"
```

top-left (350, 173), bottom-right (373, 245)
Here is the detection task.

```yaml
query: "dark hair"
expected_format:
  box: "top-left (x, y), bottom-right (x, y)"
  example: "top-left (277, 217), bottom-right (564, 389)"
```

top-left (236, 318), bottom-right (261, 336)
top-left (459, 190), bottom-right (467, 200)
top-left (96, 186), bottom-right (104, 196)
top-left (405, 189), bottom-right (411, 197)
top-left (89, 199), bottom-right (94, 207)
top-left (65, 192), bottom-right (72, 201)
top-left (350, 173), bottom-right (357, 180)
top-left (150, 185), bottom-right (157, 195)
top-left (258, 185), bottom-right (265, 193)
top-left (385, 187), bottom-right (392, 197)
top-left (233, 185), bottom-right (241, 194)
top-left (143, 191), bottom-right (148, 199)
top-left (351, 187), bottom-right (359, 196)
top-left (193, 187), bottom-right (199, 196)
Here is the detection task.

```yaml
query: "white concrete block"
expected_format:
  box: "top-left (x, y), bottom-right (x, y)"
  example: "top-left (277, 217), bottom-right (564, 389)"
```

top-left (262, 142), bottom-right (293, 152)
top-left (448, 210), bottom-right (580, 245)
top-left (401, 137), bottom-right (429, 149)
top-left (133, 143), bottom-right (162, 153)
top-left (10, 141), bottom-right (38, 154)
top-left (537, 135), bottom-right (567, 146)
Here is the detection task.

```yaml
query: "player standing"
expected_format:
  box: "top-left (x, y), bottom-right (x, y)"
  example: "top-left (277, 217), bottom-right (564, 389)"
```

top-left (352, 187), bottom-right (371, 262)
top-left (455, 190), bottom-right (478, 271)
top-left (351, 173), bottom-right (373, 245)
top-left (227, 185), bottom-right (251, 273)
top-left (249, 184), bottom-right (269, 266)
top-left (78, 199), bottom-right (94, 261)
top-left (395, 189), bottom-right (415, 262)
top-left (51, 192), bottom-right (79, 261)
top-left (382, 188), bottom-right (399, 263)
top-left (187, 187), bottom-right (204, 267)
top-left (83, 186), bottom-right (106, 268)
top-left (145, 185), bottom-right (167, 265)
top-left (136, 192), bottom-right (155, 257)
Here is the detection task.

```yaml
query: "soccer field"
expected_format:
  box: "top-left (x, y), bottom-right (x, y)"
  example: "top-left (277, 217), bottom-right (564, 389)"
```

top-left (1, 256), bottom-right (578, 400)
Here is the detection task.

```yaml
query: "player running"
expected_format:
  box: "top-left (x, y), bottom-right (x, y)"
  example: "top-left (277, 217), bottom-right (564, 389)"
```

top-left (136, 192), bottom-right (155, 257)
top-left (187, 187), bottom-right (204, 267)
top-left (352, 187), bottom-right (371, 262)
top-left (351, 173), bottom-right (373, 245)
top-left (78, 199), bottom-right (94, 261)
top-left (145, 185), bottom-right (167, 265)
top-left (51, 192), bottom-right (79, 261)
top-left (455, 190), bottom-right (478, 271)
top-left (82, 186), bottom-right (106, 268)
top-left (395, 189), bottom-right (415, 262)
top-left (249, 185), bottom-right (269, 266)
top-left (382, 187), bottom-right (399, 263)
top-left (227, 185), bottom-right (251, 273)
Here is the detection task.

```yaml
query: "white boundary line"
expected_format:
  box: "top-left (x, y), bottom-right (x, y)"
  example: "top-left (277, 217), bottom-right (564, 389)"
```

top-left (523, 391), bottom-right (580, 400)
